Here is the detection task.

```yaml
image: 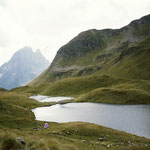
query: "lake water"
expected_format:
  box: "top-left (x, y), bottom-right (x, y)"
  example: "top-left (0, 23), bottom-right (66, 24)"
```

top-left (32, 102), bottom-right (150, 138)
top-left (29, 95), bottom-right (74, 102)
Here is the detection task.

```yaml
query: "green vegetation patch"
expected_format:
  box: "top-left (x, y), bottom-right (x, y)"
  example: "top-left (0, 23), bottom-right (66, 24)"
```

top-left (75, 88), bottom-right (150, 104)
top-left (40, 75), bottom-right (127, 97)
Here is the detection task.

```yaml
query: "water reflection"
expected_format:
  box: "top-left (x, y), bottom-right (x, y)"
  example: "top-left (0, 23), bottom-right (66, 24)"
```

top-left (30, 95), bottom-right (74, 102)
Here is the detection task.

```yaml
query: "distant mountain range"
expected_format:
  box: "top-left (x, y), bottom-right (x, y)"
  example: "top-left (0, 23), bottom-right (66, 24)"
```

top-left (0, 47), bottom-right (49, 89)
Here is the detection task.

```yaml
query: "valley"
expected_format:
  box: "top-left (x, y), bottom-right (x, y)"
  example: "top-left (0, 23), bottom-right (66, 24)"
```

top-left (0, 14), bottom-right (150, 150)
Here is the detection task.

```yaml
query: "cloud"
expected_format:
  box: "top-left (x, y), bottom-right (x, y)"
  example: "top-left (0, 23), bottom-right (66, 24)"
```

top-left (0, 0), bottom-right (7, 7)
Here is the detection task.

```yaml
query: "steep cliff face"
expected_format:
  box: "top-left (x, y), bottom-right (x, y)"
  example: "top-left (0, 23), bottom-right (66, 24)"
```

top-left (29, 14), bottom-right (150, 86)
top-left (0, 47), bottom-right (49, 89)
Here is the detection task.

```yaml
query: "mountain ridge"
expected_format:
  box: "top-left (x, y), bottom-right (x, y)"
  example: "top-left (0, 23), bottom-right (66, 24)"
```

top-left (29, 14), bottom-right (150, 86)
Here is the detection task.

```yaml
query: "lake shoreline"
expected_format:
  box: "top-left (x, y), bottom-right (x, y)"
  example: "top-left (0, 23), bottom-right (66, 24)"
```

top-left (30, 95), bottom-right (150, 139)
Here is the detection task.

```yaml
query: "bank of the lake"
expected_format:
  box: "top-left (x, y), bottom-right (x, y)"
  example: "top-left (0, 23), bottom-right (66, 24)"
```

top-left (0, 92), bottom-right (150, 150)
top-left (29, 95), bottom-right (74, 102)
top-left (31, 98), bottom-right (150, 138)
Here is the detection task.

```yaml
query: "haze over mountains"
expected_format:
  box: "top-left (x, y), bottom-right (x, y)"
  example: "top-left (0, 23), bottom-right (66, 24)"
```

top-left (0, 47), bottom-right (49, 90)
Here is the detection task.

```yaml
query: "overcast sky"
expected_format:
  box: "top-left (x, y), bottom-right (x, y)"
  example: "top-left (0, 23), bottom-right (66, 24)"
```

top-left (0, 0), bottom-right (150, 66)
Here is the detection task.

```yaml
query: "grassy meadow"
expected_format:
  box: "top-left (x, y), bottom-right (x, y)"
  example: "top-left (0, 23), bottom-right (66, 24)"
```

top-left (0, 91), bottom-right (150, 150)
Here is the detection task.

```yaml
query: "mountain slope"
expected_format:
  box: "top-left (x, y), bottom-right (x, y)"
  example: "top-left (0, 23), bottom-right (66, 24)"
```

top-left (96, 37), bottom-right (150, 80)
top-left (29, 14), bottom-right (150, 86)
top-left (0, 47), bottom-right (49, 90)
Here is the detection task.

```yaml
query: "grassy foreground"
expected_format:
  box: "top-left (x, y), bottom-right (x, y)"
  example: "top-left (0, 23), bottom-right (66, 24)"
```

top-left (1, 122), bottom-right (150, 150)
top-left (0, 91), bottom-right (150, 150)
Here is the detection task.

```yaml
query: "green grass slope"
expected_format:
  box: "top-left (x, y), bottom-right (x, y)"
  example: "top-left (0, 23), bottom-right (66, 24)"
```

top-left (40, 75), bottom-right (150, 104)
top-left (0, 88), bottom-right (7, 92)
top-left (14, 73), bottom-right (150, 104)
top-left (40, 75), bottom-right (128, 96)
top-left (0, 92), bottom-right (41, 128)
top-left (98, 37), bottom-right (150, 80)
top-left (75, 88), bottom-right (150, 104)
top-left (11, 84), bottom-right (47, 95)
top-left (29, 15), bottom-right (150, 86)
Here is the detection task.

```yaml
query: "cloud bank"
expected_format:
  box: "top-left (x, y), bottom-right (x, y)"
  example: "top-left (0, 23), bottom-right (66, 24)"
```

top-left (0, 0), bottom-right (149, 65)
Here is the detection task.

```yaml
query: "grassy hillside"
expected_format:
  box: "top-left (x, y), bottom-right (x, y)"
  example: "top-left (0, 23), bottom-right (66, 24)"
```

top-left (97, 37), bottom-right (150, 80)
top-left (0, 91), bottom-right (150, 150)
top-left (14, 74), bottom-right (150, 104)
top-left (40, 75), bottom-right (128, 96)
top-left (0, 88), bottom-right (7, 92)
top-left (0, 92), bottom-right (41, 128)
top-left (29, 15), bottom-right (150, 86)
top-left (41, 75), bottom-right (150, 104)
top-left (75, 88), bottom-right (150, 104)
top-left (11, 84), bottom-right (47, 95)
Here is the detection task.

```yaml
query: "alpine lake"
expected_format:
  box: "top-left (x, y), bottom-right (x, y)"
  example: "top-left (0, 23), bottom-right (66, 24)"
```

top-left (30, 95), bottom-right (150, 139)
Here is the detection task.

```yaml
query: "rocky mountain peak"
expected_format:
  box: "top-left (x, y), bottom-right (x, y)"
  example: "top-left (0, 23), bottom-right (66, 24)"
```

top-left (0, 47), bottom-right (50, 89)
